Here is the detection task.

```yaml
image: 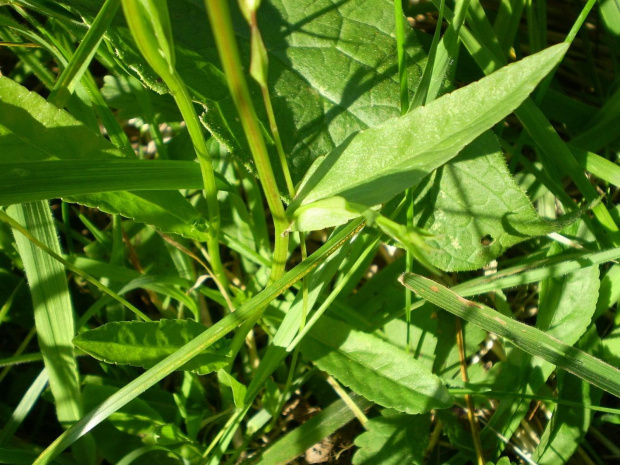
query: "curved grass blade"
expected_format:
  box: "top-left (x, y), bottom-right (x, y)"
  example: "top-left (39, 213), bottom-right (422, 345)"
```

top-left (400, 273), bottom-right (620, 397)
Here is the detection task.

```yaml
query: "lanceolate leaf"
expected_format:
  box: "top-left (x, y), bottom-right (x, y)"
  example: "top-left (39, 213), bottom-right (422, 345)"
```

top-left (300, 315), bottom-right (453, 414)
top-left (400, 273), bottom-right (620, 397)
top-left (288, 44), bottom-right (568, 231)
top-left (73, 320), bottom-right (232, 375)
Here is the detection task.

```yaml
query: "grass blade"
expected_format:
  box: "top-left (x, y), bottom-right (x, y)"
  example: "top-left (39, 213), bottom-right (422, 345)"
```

top-left (0, 160), bottom-right (224, 206)
top-left (400, 273), bottom-right (620, 397)
top-left (7, 203), bottom-right (83, 425)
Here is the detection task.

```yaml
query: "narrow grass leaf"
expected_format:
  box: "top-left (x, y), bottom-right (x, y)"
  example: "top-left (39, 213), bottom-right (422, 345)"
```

top-left (493, 0), bottom-right (526, 56)
top-left (455, 247), bottom-right (620, 297)
top-left (0, 160), bottom-right (217, 206)
top-left (7, 203), bottom-right (83, 425)
top-left (289, 44), bottom-right (568, 231)
top-left (0, 369), bottom-right (48, 445)
top-left (400, 273), bottom-right (620, 397)
top-left (481, 237), bottom-right (600, 456)
top-left (73, 320), bottom-right (231, 375)
top-left (571, 86), bottom-right (620, 152)
top-left (532, 329), bottom-right (602, 465)
top-left (300, 315), bottom-right (453, 414)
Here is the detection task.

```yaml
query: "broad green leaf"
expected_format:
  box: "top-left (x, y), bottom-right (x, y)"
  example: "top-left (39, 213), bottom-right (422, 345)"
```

top-left (288, 44), bottom-right (568, 231)
top-left (0, 76), bottom-right (120, 162)
top-left (56, 0), bottom-right (424, 182)
top-left (400, 273), bottom-right (620, 397)
top-left (436, 1), bottom-right (620, 244)
top-left (353, 410), bottom-right (430, 465)
top-left (411, 131), bottom-right (576, 271)
top-left (73, 320), bottom-right (232, 375)
top-left (300, 315), bottom-right (453, 414)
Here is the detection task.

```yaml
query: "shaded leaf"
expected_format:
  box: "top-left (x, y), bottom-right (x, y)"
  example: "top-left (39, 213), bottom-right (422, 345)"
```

top-left (101, 74), bottom-right (181, 121)
top-left (57, 0), bottom-right (424, 183)
top-left (353, 410), bottom-right (430, 465)
top-left (412, 132), bottom-right (579, 271)
top-left (73, 320), bottom-right (231, 375)
top-left (300, 315), bottom-right (453, 415)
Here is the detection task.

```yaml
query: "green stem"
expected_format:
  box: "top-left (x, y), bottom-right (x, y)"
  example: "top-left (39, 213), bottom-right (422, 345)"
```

top-left (121, 0), bottom-right (228, 290)
top-left (205, 0), bottom-right (289, 281)
top-left (393, 0), bottom-right (409, 115)
top-left (261, 83), bottom-right (295, 197)
top-left (167, 72), bottom-right (228, 289)
top-left (393, 0), bottom-right (414, 350)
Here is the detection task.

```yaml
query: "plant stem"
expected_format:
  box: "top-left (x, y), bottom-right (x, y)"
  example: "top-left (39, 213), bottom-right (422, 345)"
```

top-left (205, 0), bottom-right (289, 281)
top-left (120, 0), bottom-right (229, 291)
top-left (393, 0), bottom-right (409, 115)
top-left (393, 0), bottom-right (414, 350)
top-left (167, 72), bottom-right (228, 290)
top-left (455, 318), bottom-right (485, 465)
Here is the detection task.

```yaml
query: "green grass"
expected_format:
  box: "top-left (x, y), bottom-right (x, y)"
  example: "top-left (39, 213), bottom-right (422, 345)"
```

top-left (0, 0), bottom-right (619, 464)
